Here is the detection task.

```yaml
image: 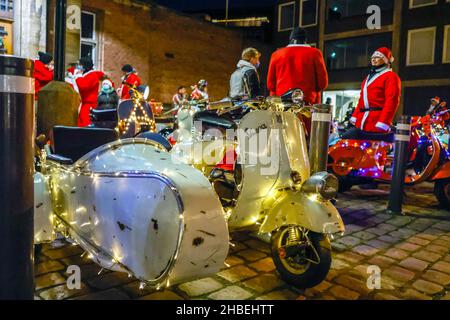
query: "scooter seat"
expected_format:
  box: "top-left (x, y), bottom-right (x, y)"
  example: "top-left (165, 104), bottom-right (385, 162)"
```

top-left (136, 132), bottom-right (172, 151)
top-left (90, 108), bottom-right (118, 122)
top-left (194, 111), bottom-right (236, 130)
top-left (52, 126), bottom-right (118, 163)
top-left (340, 127), bottom-right (395, 142)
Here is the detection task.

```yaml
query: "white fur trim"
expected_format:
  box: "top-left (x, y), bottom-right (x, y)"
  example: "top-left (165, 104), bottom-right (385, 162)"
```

top-left (376, 122), bottom-right (390, 132)
top-left (372, 51), bottom-right (394, 64)
top-left (350, 117), bottom-right (356, 124)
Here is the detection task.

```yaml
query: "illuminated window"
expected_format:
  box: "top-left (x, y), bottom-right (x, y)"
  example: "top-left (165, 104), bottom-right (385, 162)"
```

top-left (406, 27), bottom-right (436, 66)
top-left (300, 0), bottom-right (318, 27)
top-left (80, 11), bottom-right (97, 64)
top-left (409, 0), bottom-right (438, 9)
top-left (278, 2), bottom-right (295, 32)
top-left (444, 25), bottom-right (450, 64)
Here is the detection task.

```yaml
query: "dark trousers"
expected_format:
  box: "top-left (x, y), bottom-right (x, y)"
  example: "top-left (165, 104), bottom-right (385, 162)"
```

top-left (341, 127), bottom-right (394, 142)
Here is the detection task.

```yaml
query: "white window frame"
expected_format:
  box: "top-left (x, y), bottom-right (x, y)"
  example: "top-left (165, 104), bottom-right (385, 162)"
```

top-left (278, 1), bottom-right (296, 32)
top-left (80, 10), bottom-right (97, 64)
top-left (443, 25), bottom-right (450, 64)
top-left (409, 0), bottom-right (438, 9)
top-left (406, 27), bottom-right (436, 66)
top-left (299, 0), bottom-right (318, 28)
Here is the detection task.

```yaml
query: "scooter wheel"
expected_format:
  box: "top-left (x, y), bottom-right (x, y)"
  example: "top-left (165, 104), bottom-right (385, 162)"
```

top-left (434, 179), bottom-right (450, 209)
top-left (270, 228), bottom-right (331, 289)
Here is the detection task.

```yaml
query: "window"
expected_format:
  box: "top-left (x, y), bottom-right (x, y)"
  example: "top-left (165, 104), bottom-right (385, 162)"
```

top-left (300, 0), bottom-right (318, 27)
top-left (327, 0), bottom-right (393, 20)
top-left (409, 0), bottom-right (438, 9)
top-left (278, 2), bottom-right (295, 32)
top-left (444, 25), bottom-right (450, 64)
top-left (80, 11), bottom-right (97, 64)
top-left (0, 0), bottom-right (13, 19)
top-left (406, 27), bottom-right (436, 66)
top-left (324, 33), bottom-right (392, 70)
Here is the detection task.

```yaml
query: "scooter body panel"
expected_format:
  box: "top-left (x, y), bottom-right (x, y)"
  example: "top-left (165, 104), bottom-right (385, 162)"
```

top-left (37, 139), bottom-right (229, 287)
top-left (259, 189), bottom-right (345, 235)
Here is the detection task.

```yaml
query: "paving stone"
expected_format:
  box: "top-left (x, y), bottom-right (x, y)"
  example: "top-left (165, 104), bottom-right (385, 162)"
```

top-left (35, 272), bottom-right (66, 291)
top-left (365, 227), bottom-right (389, 236)
top-left (431, 261), bottom-right (450, 274)
top-left (242, 273), bottom-right (284, 294)
top-left (374, 292), bottom-right (401, 300)
top-left (336, 236), bottom-right (361, 247)
top-left (368, 255), bottom-right (396, 268)
top-left (432, 221), bottom-right (450, 232)
top-left (432, 239), bottom-right (450, 247)
top-left (39, 283), bottom-right (90, 300)
top-left (86, 272), bottom-right (134, 290)
top-left (256, 289), bottom-right (298, 300)
top-left (243, 239), bottom-right (271, 254)
top-left (178, 278), bottom-right (223, 297)
top-left (217, 265), bottom-right (258, 283)
top-left (74, 288), bottom-right (130, 300)
top-left (441, 292), bottom-right (450, 300)
top-left (383, 248), bottom-right (410, 260)
top-left (342, 224), bottom-right (364, 234)
top-left (208, 286), bottom-right (253, 300)
top-left (139, 290), bottom-right (183, 300)
top-left (407, 236), bottom-right (432, 246)
top-left (424, 244), bottom-right (448, 255)
top-left (224, 255), bottom-right (244, 267)
top-left (78, 263), bottom-right (108, 280)
top-left (60, 254), bottom-right (92, 267)
top-left (35, 260), bottom-right (66, 276)
top-left (399, 257), bottom-right (429, 272)
top-left (402, 289), bottom-right (432, 300)
top-left (422, 270), bottom-right (450, 286)
top-left (415, 233), bottom-right (439, 241)
top-left (248, 257), bottom-right (276, 273)
top-left (388, 216), bottom-right (412, 227)
top-left (336, 252), bottom-right (365, 264)
top-left (331, 258), bottom-right (351, 270)
top-left (412, 279), bottom-right (444, 295)
top-left (377, 223), bottom-right (398, 232)
top-left (120, 281), bottom-right (157, 298)
top-left (352, 231), bottom-right (378, 240)
top-left (229, 242), bottom-right (248, 253)
top-left (352, 245), bottom-right (379, 257)
top-left (43, 245), bottom-right (84, 260)
top-left (378, 235), bottom-right (402, 244)
top-left (423, 228), bottom-right (445, 236)
top-left (334, 275), bottom-right (371, 296)
top-left (365, 239), bottom-right (391, 250)
top-left (328, 285), bottom-right (360, 300)
top-left (384, 266), bottom-right (416, 284)
top-left (235, 249), bottom-right (267, 262)
top-left (394, 242), bottom-right (421, 252)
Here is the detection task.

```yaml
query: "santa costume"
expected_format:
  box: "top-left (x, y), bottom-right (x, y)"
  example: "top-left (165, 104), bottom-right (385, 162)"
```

top-left (34, 52), bottom-right (54, 100)
top-left (267, 29), bottom-right (328, 105)
top-left (118, 64), bottom-right (142, 100)
top-left (350, 47), bottom-right (401, 133)
top-left (75, 57), bottom-right (105, 127)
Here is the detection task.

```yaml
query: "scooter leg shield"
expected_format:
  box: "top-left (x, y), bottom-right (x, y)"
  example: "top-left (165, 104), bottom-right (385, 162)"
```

top-left (259, 190), bottom-right (345, 235)
top-left (34, 172), bottom-right (55, 243)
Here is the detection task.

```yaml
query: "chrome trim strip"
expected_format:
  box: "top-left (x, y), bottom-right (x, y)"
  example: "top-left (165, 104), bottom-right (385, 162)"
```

top-left (0, 75), bottom-right (34, 94)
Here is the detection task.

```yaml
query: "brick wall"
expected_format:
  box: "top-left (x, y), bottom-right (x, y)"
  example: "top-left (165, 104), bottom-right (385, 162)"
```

top-left (84, 0), bottom-right (247, 103)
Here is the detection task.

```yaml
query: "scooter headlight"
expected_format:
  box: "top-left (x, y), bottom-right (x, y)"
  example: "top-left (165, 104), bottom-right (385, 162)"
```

top-left (301, 172), bottom-right (339, 200)
top-left (291, 89), bottom-right (304, 104)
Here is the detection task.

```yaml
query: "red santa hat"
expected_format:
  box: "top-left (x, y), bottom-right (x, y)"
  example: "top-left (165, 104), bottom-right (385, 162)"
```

top-left (431, 96), bottom-right (440, 103)
top-left (372, 47), bottom-right (394, 64)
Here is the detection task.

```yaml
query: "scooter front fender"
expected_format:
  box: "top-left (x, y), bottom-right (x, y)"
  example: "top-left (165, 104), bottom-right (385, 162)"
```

top-left (259, 190), bottom-right (345, 235)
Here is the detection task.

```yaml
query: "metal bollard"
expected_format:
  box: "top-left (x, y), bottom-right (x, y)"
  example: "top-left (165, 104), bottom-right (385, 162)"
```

top-left (0, 55), bottom-right (35, 299)
top-left (54, 0), bottom-right (67, 81)
top-left (309, 104), bottom-right (332, 174)
top-left (387, 115), bottom-right (411, 215)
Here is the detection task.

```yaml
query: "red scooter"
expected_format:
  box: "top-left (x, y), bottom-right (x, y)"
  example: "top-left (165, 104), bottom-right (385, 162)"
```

top-left (328, 113), bottom-right (450, 209)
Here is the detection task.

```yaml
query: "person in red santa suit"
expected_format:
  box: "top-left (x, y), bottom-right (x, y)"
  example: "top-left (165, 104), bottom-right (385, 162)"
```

top-left (267, 28), bottom-right (328, 104)
top-left (34, 51), bottom-right (54, 101)
top-left (118, 64), bottom-right (142, 100)
top-left (342, 47), bottom-right (401, 141)
top-left (75, 57), bottom-right (106, 127)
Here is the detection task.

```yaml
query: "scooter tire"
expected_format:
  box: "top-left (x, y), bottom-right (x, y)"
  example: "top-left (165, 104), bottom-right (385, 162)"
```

top-left (271, 228), bottom-right (332, 289)
top-left (434, 179), bottom-right (450, 209)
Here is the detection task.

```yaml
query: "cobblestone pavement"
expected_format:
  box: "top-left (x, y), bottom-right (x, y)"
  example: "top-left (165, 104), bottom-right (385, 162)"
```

top-left (34, 183), bottom-right (450, 300)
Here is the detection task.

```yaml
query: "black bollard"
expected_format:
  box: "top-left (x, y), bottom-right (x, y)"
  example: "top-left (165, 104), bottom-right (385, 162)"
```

top-left (54, 0), bottom-right (67, 81)
top-left (309, 104), bottom-right (332, 174)
top-left (387, 115), bottom-right (411, 215)
top-left (0, 55), bottom-right (35, 299)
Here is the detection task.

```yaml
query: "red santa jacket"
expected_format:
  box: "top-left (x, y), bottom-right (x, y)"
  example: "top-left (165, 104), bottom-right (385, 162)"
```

top-left (267, 44), bottom-right (328, 104)
top-left (119, 73), bottom-right (142, 100)
top-left (75, 70), bottom-right (105, 106)
top-left (351, 68), bottom-right (401, 132)
top-left (34, 60), bottom-right (54, 100)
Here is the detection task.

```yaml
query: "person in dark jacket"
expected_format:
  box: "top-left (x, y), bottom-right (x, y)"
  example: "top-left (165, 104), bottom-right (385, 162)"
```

top-left (229, 47), bottom-right (261, 100)
top-left (98, 79), bottom-right (119, 110)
